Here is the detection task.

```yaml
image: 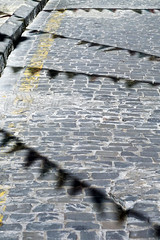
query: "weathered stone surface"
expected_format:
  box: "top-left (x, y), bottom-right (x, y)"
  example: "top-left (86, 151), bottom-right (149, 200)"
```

top-left (0, 0), bottom-right (160, 239)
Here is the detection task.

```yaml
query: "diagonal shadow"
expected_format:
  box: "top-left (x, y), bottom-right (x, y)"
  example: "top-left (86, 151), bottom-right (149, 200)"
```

top-left (0, 128), bottom-right (160, 238)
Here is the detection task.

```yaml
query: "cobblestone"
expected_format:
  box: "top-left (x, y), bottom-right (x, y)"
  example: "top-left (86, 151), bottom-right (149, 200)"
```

top-left (26, 222), bottom-right (63, 231)
top-left (10, 213), bottom-right (35, 222)
top-left (65, 221), bottom-right (100, 230)
top-left (80, 231), bottom-right (100, 240)
top-left (23, 232), bottom-right (44, 240)
top-left (5, 204), bottom-right (32, 213)
top-left (105, 231), bottom-right (127, 240)
top-left (0, 233), bottom-right (19, 240)
top-left (0, 0), bottom-right (160, 239)
top-left (0, 223), bottom-right (22, 231)
top-left (47, 231), bottom-right (78, 240)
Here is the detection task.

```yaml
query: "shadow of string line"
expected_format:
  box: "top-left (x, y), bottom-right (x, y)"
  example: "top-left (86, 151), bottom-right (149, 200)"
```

top-left (50, 8), bottom-right (160, 14)
top-left (1, 27), bottom-right (160, 87)
top-left (1, 26), bottom-right (160, 63)
top-left (0, 129), bottom-right (160, 237)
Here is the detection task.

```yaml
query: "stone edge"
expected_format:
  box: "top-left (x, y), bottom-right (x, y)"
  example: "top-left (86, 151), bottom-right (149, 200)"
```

top-left (0, 0), bottom-right (49, 76)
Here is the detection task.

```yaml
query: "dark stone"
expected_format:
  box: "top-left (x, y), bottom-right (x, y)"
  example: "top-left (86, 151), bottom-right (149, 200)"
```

top-left (92, 172), bottom-right (119, 179)
top-left (106, 231), bottom-right (126, 240)
top-left (65, 212), bottom-right (95, 221)
top-left (65, 222), bottom-right (100, 230)
top-left (5, 204), bottom-right (32, 213)
top-left (23, 232), bottom-right (44, 240)
top-left (32, 204), bottom-right (55, 212)
top-left (129, 229), bottom-right (155, 238)
top-left (80, 231), bottom-right (99, 240)
top-left (26, 222), bottom-right (63, 231)
top-left (47, 231), bottom-right (78, 240)
top-left (0, 223), bottom-right (22, 231)
top-left (10, 214), bottom-right (35, 222)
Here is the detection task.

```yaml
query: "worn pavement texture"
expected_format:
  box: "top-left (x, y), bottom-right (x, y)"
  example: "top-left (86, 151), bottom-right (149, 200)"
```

top-left (0, 0), bottom-right (41, 26)
top-left (0, 0), bottom-right (160, 239)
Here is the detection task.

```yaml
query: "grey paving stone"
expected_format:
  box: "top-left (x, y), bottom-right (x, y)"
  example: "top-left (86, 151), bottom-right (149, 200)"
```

top-left (5, 204), bottom-right (32, 213)
top-left (129, 228), bottom-right (155, 239)
top-left (105, 231), bottom-right (127, 240)
top-left (96, 212), bottom-right (118, 221)
top-left (26, 222), bottom-right (63, 231)
top-left (66, 203), bottom-right (90, 212)
top-left (23, 232), bottom-right (44, 240)
top-left (35, 188), bottom-right (66, 198)
top-left (32, 204), bottom-right (55, 212)
top-left (12, 172), bottom-right (35, 181)
top-left (11, 213), bottom-right (35, 224)
top-left (80, 231), bottom-right (100, 240)
top-left (8, 187), bottom-right (31, 197)
top-left (92, 172), bottom-right (119, 179)
top-left (47, 231), bottom-right (79, 240)
top-left (65, 221), bottom-right (100, 230)
top-left (126, 157), bottom-right (153, 163)
top-left (65, 212), bottom-right (95, 221)
top-left (37, 213), bottom-right (62, 222)
top-left (0, 232), bottom-right (19, 240)
top-left (0, 223), bottom-right (22, 231)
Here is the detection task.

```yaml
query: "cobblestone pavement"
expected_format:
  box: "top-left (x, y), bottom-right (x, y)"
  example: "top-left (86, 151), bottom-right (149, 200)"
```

top-left (55, 0), bottom-right (160, 9)
top-left (0, 0), bottom-right (160, 239)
